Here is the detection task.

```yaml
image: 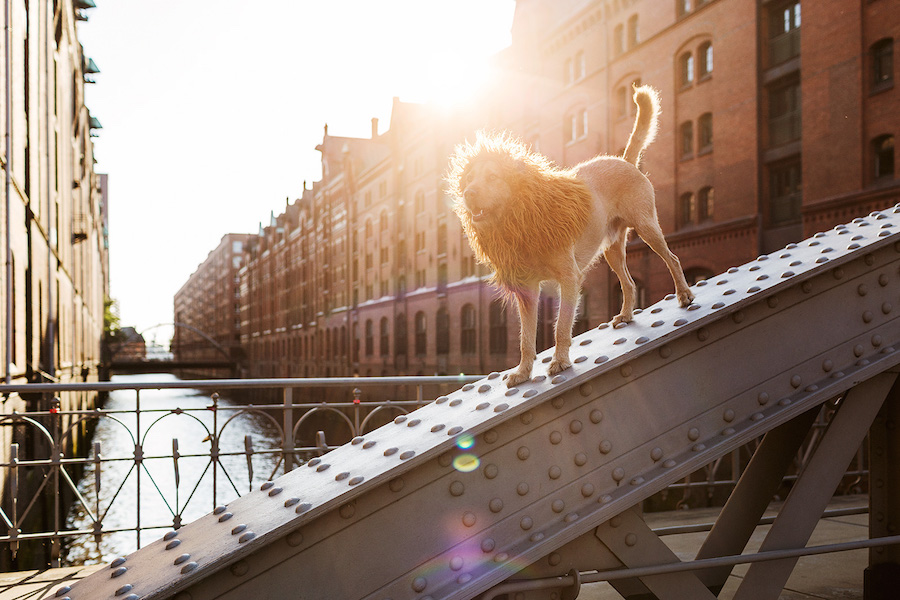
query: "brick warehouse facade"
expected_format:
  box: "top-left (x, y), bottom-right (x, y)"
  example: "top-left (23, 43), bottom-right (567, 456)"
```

top-left (173, 0), bottom-right (898, 386)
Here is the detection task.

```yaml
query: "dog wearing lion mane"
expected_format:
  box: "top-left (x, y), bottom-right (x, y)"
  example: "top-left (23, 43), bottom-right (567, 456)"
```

top-left (448, 84), bottom-right (694, 388)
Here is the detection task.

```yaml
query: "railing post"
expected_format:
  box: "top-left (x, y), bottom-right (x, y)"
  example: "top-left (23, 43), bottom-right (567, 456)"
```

top-left (134, 389), bottom-right (142, 547)
top-left (210, 392), bottom-right (219, 509)
top-left (353, 388), bottom-right (361, 436)
top-left (9, 442), bottom-right (18, 559)
top-left (283, 387), bottom-right (294, 473)
top-left (93, 441), bottom-right (102, 544)
top-left (50, 397), bottom-right (61, 568)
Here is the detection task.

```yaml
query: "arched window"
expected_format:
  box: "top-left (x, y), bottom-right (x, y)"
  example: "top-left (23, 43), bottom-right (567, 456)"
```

top-left (379, 317), bottom-right (390, 356)
top-left (415, 190), bottom-right (425, 214)
top-left (699, 113), bottom-right (713, 152)
top-left (679, 192), bottom-right (697, 228)
top-left (627, 15), bottom-right (639, 49)
top-left (873, 135), bottom-right (895, 180)
top-left (699, 187), bottom-right (715, 222)
top-left (414, 311), bottom-right (427, 356)
top-left (461, 304), bottom-right (476, 355)
top-left (489, 301), bottom-right (507, 355)
top-left (871, 38), bottom-right (893, 89)
top-left (380, 210), bottom-right (388, 232)
top-left (699, 41), bottom-right (713, 78)
top-left (614, 24), bottom-right (624, 56)
top-left (436, 308), bottom-right (450, 355)
top-left (680, 52), bottom-right (694, 87)
top-left (680, 121), bottom-right (694, 159)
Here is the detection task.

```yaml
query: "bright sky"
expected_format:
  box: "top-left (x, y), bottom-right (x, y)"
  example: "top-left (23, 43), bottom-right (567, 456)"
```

top-left (77, 0), bottom-right (516, 346)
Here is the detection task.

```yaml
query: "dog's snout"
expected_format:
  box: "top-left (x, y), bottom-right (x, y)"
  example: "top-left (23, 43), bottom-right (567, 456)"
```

top-left (464, 187), bottom-right (477, 201)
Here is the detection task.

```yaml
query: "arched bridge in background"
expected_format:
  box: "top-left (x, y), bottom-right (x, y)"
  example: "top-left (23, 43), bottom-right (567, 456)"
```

top-left (66, 207), bottom-right (900, 599)
top-left (109, 322), bottom-right (239, 374)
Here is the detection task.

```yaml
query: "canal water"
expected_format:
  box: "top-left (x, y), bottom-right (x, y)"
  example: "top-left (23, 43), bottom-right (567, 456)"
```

top-left (64, 374), bottom-right (283, 565)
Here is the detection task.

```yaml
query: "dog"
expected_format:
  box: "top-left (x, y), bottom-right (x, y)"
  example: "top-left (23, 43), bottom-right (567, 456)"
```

top-left (447, 85), bottom-right (694, 388)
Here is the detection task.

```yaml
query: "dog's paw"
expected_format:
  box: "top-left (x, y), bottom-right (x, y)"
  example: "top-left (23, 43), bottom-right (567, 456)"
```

top-left (677, 289), bottom-right (695, 307)
top-left (505, 370), bottom-right (531, 388)
top-left (611, 312), bottom-right (633, 327)
top-left (548, 358), bottom-right (572, 376)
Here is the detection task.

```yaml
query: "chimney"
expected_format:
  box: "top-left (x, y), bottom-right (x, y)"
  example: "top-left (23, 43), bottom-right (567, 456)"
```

top-left (371, 117), bottom-right (379, 139)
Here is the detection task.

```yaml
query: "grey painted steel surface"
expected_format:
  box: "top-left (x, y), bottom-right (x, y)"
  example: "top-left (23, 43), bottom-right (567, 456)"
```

top-left (58, 206), bottom-right (900, 600)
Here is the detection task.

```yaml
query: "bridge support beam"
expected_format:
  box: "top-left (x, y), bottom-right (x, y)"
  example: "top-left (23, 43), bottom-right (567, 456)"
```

top-left (866, 372), bottom-right (900, 599)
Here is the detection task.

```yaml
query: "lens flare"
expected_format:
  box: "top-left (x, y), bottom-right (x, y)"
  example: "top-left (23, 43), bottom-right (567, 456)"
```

top-left (453, 454), bottom-right (481, 473)
top-left (456, 434), bottom-right (475, 450)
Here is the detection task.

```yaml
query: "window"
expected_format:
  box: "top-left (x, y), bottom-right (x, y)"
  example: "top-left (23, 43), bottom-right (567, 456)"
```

top-left (678, 0), bottom-right (691, 16)
top-left (365, 219), bottom-right (373, 240)
top-left (699, 187), bottom-right (714, 221)
top-left (436, 308), bottom-right (450, 355)
top-left (616, 86), bottom-right (628, 116)
top-left (566, 108), bottom-right (587, 143)
top-left (365, 319), bottom-right (374, 356)
top-left (437, 221), bottom-right (447, 255)
top-left (768, 78), bottom-right (801, 147)
top-left (699, 113), bottom-right (713, 152)
top-left (627, 14), bottom-right (639, 49)
top-left (380, 317), bottom-right (389, 356)
top-left (437, 262), bottom-right (448, 295)
top-left (680, 52), bottom-right (694, 87)
top-left (380, 210), bottom-right (388, 232)
top-left (769, 1), bottom-right (800, 66)
top-left (699, 42), bottom-right (713, 78)
top-left (680, 121), bottom-right (694, 159)
top-left (574, 50), bottom-right (585, 81)
top-left (679, 192), bottom-right (696, 228)
top-left (614, 24), bottom-right (624, 56)
top-left (415, 311), bottom-right (427, 356)
top-left (873, 135), bottom-right (895, 180)
top-left (415, 190), bottom-right (425, 214)
top-left (872, 38), bottom-right (893, 90)
top-left (489, 301), bottom-right (507, 355)
top-left (461, 304), bottom-right (476, 354)
top-left (395, 313), bottom-right (408, 355)
top-left (770, 159), bottom-right (802, 225)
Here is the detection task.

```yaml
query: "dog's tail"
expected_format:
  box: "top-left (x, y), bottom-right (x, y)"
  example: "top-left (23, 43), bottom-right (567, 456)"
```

top-left (622, 84), bottom-right (660, 166)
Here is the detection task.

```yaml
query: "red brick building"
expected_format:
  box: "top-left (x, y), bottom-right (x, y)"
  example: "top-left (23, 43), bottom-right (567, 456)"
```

top-left (176, 0), bottom-right (899, 382)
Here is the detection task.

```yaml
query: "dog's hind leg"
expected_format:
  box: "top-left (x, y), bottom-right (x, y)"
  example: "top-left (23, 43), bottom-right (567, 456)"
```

top-left (549, 273), bottom-right (581, 376)
top-left (634, 223), bottom-right (694, 308)
top-left (605, 233), bottom-right (637, 325)
top-left (506, 282), bottom-right (540, 388)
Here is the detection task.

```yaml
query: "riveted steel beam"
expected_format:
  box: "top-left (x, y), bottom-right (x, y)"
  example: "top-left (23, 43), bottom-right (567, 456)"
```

top-left (59, 206), bottom-right (900, 600)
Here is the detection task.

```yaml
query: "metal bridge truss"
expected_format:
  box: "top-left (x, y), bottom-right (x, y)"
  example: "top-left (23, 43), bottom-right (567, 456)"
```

top-left (61, 206), bottom-right (900, 599)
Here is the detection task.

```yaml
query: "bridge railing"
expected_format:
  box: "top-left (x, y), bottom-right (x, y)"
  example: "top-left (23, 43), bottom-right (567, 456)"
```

top-left (0, 376), bottom-right (865, 570)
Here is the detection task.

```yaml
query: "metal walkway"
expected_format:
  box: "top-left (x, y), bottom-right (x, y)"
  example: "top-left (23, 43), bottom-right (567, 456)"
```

top-left (58, 206), bottom-right (900, 600)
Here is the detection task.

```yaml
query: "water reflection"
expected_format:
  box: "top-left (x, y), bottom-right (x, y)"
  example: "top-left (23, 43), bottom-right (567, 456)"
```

top-left (65, 374), bottom-right (281, 564)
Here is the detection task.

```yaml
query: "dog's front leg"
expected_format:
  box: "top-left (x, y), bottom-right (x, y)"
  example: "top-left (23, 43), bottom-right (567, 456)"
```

top-left (549, 275), bottom-right (581, 376)
top-left (506, 283), bottom-right (540, 388)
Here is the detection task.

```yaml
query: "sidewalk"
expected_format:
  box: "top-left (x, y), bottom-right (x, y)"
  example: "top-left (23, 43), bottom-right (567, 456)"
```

top-left (0, 496), bottom-right (871, 600)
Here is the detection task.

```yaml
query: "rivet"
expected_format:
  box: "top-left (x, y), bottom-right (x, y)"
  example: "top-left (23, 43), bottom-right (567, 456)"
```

top-left (542, 356), bottom-right (552, 363)
top-left (463, 512), bottom-right (477, 527)
top-left (488, 372), bottom-right (501, 380)
top-left (493, 403), bottom-right (509, 413)
top-left (489, 498), bottom-right (504, 513)
top-left (547, 553), bottom-right (561, 566)
top-left (295, 502), bottom-right (312, 514)
top-left (517, 482), bottom-right (530, 496)
top-left (384, 447), bottom-right (398, 456)
top-left (436, 396), bottom-right (449, 404)
top-left (430, 424), bottom-right (445, 433)
top-left (723, 290), bottom-right (736, 296)
top-left (504, 388), bottom-right (519, 397)
top-left (779, 398), bottom-right (792, 406)
top-left (212, 507), bottom-right (226, 516)
top-left (412, 577), bottom-right (428, 593)
top-left (854, 344), bottom-right (865, 357)
top-left (865, 254), bottom-right (875, 266)
top-left (663, 459), bottom-right (677, 468)
top-left (450, 556), bottom-right (464, 571)
top-left (462, 384), bottom-right (475, 392)
top-left (723, 409), bottom-right (735, 422)
top-left (174, 553), bottom-right (191, 565)
top-left (339, 503), bottom-right (356, 519)
top-left (574, 452), bottom-right (587, 466)
top-left (231, 524), bottom-right (247, 535)
top-left (883, 303), bottom-right (893, 314)
top-left (238, 531), bottom-right (256, 544)
top-left (595, 355), bottom-right (610, 364)
top-left (111, 558), bottom-right (127, 568)
top-left (54, 586), bottom-right (72, 598)
top-left (286, 530), bottom-right (304, 547)
top-left (625, 533), bottom-right (637, 546)
top-left (230, 560), bottom-right (249, 577)
top-left (363, 440), bottom-right (377, 449)
top-left (450, 481), bottom-right (465, 496)
top-left (688, 427), bottom-right (700, 441)
top-left (478, 384), bottom-right (491, 393)
top-left (790, 375), bottom-right (802, 388)
top-left (552, 397), bottom-right (565, 409)
top-left (733, 311), bottom-right (745, 323)
top-left (484, 464), bottom-right (499, 479)
top-left (407, 419), bottom-right (421, 427)
top-left (180, 562), bottom-right (198, 574)
top-left (620, 365), bottom-right (633, 377)
top-left (631, 477), bottom-right (645, 485)
top-left (805, 385), bottom-right (818, 393)
top-left (580, 338), bottom-right (593, 346)
top-left (485, 429), bottom-right (499, 443)
top-left (520, 516), bottom-right (533, 530)
top-left (517, 446), bottom-right (531, 460)
top-left (599, 494), bottom-right (613, 504)
top-left (767, 296), bottom-right (779, 308)
top-left (394, 415), bottom-right (408, 424)
top-left (261, 481), bottom-right (274, 491)
top-left (389, 478), bottom-right (405, 493)
top-left (549, 465), bottom-right (562, 479)
top-left (758, 274), bottom-right (769, 281)
top-left (652, 320), bottom-right (664, 327)
top-left (582, 483), bottom-right (595, 497)
top-left (758, 392), bottom-right (770, 405)
top-left (636, 336), bottom-right (650, 344)
top-left (111, 567), bottom-right (127, 578)
top-left (531, 532), bottom-right (545, 542)
top-left (532, 375), bottom-right (547, 383)
top-left (650, 447), bottom-right (663, 461)
top-left (565, 513), bottom-right (579, 523)
top-left (722, 427), bottom-right (735, 436)
top-left (610, 516), bottom-right (623, 528)
top-left (660, 345), bottom-right (672, 358)
top-left (475, 402), bottom-right (490, 410)
top-left (590, 409), bottom-right (603, 423)
top-left (523, 389), bottom-right (538, 398)
top-left (752, 412), bottom-right (765, 421)
top-left (166, 539), bottom-right (181, 550)
top-left (349, 476), bottom-right (364, 486)
top-left (879, 274), bottom-right (890, 286)
top-left (450, 399), bottom-right (462, 407)
top-left (833, 267), bottom-right (845, 279)
top-left (448, 426), bottom-right (464, 436)
top-left (481, 538), bottom-right (496, 553)
top-left (697, 328), bottom-right (709, 341)
top-left (801, 281), bottom-right (812, 293)
top-left (823, 359), bottom-right (834, 372)
top-left (693, 443), bottom-right (706, 451)
top-left (580, 383), bottom-right (594, 396)
top-left (550, 431), bottom-right (562, 444)
top-left (552, 499), bottom-right (565, 513)
top-left (570, 420), bottom-right (583, 434)
top-left (612, 467), bottom-right (625, 482)
top-left (400, 450), bottom-right (415, 460)
top-left (674, 318), bottom-right (688, 326)
top-left (316, 463), bottom-right (330, 472)
top-left (115, 584), bottom-right (133, 595)
top-left (873, 335), bottom-right (883, 347)
top-left (712, 302), bottom-right (725, 309)
top-left (551, 375), bottom-right (567, 384)
top-left (863, 311), bottom-right (874, 323)
top-left (268, 487), bottom-right (283, 496)
top-left (599, 440), bottom-right (612, 454)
